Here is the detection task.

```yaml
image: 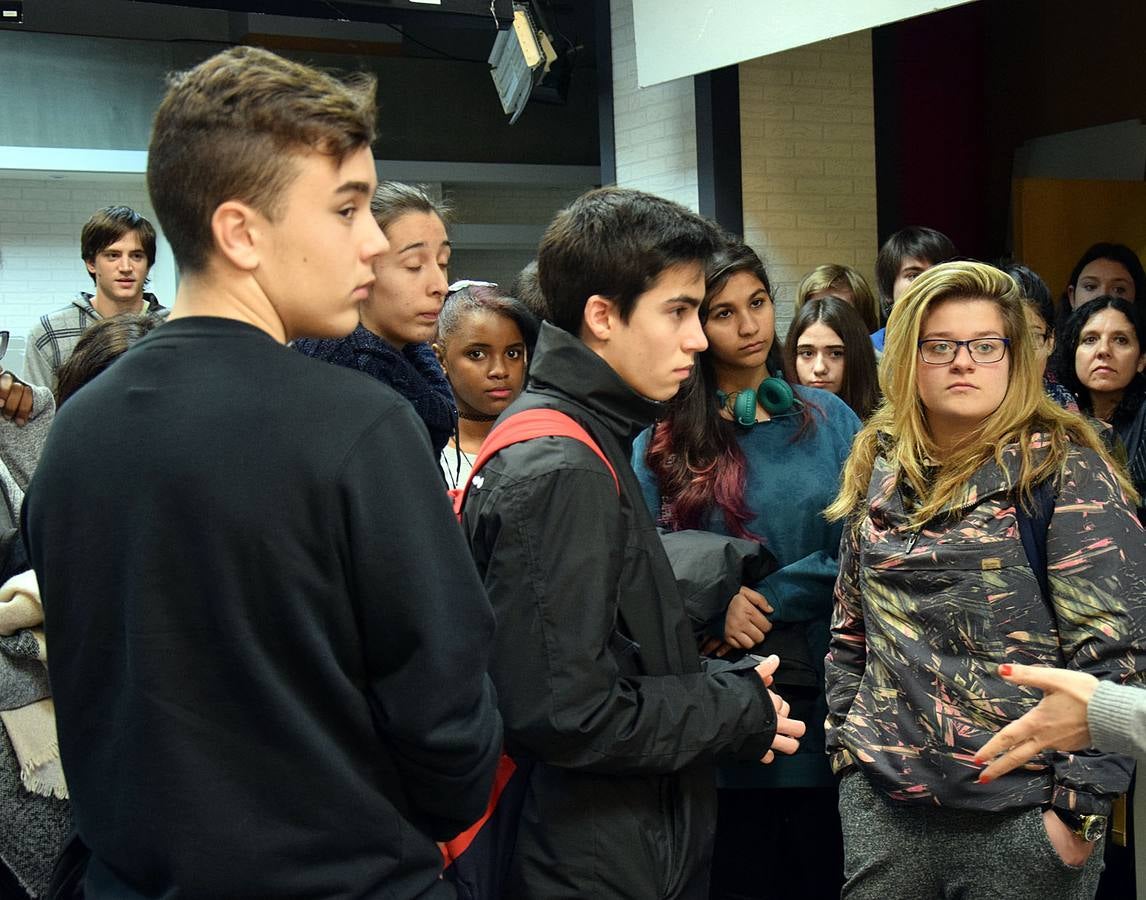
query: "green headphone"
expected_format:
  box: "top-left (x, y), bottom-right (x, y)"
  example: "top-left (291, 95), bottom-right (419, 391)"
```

top-left (716, 375), bottom-right (796, 427)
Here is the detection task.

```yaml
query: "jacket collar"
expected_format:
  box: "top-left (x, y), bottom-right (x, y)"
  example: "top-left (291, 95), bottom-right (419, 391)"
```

top-left (527, 322), bottom-right (664, 444)
top-left (73, 291), bottom-right (163, 318)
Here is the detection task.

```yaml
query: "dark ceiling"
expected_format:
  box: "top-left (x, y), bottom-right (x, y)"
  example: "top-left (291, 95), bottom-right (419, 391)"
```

top-left (133, 0), bottom-right (515, 30)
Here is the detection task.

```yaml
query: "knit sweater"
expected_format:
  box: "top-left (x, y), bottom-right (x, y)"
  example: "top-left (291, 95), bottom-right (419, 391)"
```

top-left (294, 326), bottom-right (457, 457)
top-left (0, 385), bottom-right (54, 536)
top-left (1089, 681), bottom-right (1146, 760)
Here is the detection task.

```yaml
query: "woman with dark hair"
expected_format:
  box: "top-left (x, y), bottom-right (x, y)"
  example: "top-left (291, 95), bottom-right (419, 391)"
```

top-left (632, 238), bottom-right (861, 899)
top-left (783, 296), bottom-right (880, 420)
top-left (1055, 295), bottom-right (1146, 508)
top-left (432, 283), bottom-right (536, 488)
top-left (825, 262), bottom-right (1146, 899)
top-left (1061, 242), bottom-right (1145, 323)
top-left (295, 181), bottom-right (457, 456)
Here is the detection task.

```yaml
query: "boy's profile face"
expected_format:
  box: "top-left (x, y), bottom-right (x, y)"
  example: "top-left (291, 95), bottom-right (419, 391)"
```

top-left (592, 262), bottom-right (708, 401)
top-left (256, 146), bottom-right (387, 341)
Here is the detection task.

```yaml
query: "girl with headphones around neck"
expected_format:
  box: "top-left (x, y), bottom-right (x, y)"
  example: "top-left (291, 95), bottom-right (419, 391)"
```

top-left (632, 238), bottom-right (861, 899)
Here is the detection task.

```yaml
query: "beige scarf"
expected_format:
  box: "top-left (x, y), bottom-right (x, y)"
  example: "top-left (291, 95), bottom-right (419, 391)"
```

top-left (0, 570), bottom-right (67, 799)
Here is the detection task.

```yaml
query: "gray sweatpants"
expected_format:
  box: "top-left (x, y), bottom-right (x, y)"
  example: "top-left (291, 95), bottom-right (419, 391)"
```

top-left (838, 770), bottom-right (1104, 900)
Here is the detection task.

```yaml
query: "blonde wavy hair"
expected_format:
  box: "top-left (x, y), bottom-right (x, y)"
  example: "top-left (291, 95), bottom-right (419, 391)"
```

top-left (796, 264), bottom-right (880, 333)
top-left (826, 261), bottom-right (1136, 527)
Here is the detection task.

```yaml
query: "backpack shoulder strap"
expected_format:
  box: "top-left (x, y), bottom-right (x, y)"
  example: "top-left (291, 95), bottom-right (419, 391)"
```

top-left (1015, 478), bottom-right (1056, 601)
top-left (452, 408), bottom-right (620, 520)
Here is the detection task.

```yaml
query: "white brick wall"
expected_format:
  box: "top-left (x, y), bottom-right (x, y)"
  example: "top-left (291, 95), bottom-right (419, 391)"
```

top-left (740, 30), bottom-right (878, 338)
top-left (0, 175), bottom-right (177, 379)
top-left (611, 0), bottom-right (699, 210)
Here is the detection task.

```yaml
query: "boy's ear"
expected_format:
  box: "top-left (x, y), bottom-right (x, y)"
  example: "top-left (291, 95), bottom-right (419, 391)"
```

top-left (582, 294), bottom-right (616, 343)
top-left (210, 201), bottom-right (262, 272)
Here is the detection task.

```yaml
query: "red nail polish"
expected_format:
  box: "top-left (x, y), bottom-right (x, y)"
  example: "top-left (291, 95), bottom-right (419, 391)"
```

top-left (973, 756), bottom-right (984, 765)
top-left (999, 664), bottom-right (1013, 676)
top-left (976, 773), bottom-right (991, 784)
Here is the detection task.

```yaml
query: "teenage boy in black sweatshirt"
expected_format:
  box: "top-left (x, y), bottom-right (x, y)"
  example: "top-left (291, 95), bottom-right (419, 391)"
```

top-left (23, 46), bottom-right (501, 899)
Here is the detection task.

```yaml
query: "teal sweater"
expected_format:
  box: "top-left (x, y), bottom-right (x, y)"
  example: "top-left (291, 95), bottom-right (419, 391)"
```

top-left (632, 386), bottom-right (860, 788)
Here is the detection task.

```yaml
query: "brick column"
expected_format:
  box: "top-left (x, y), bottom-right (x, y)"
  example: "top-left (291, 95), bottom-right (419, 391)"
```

top-left (739, 30), bottom-right (878, 334)
top-left (610, 0), bottom-right (699, 211)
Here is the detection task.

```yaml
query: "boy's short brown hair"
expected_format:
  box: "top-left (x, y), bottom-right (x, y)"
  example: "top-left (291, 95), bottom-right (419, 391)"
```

top-left (147, 46), bottom-right (378, 273)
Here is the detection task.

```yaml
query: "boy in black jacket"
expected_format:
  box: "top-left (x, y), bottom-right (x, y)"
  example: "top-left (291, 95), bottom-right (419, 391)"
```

top-left (460, 188), bottom-right (805, 899)
top-left (23, 46), bottom-right (501, 899)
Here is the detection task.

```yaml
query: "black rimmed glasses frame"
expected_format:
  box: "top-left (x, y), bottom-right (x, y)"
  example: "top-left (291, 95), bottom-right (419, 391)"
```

top-left (917, 337), bottom-right (1010, 365)
top-left (0, 330), bottom-right (8, 361)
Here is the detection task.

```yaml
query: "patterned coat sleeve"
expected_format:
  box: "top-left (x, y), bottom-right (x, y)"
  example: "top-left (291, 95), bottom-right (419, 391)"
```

top-left (825, 521), bottom-right (866, 772)
top-left (1045, 446), bottom-right (1146, 815)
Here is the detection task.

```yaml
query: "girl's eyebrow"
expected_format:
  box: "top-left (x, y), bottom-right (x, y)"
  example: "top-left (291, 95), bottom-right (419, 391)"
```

top-left (921, 331), bottom-right (1005, 339)
top-left (398, 239), bottom-right (452, 254)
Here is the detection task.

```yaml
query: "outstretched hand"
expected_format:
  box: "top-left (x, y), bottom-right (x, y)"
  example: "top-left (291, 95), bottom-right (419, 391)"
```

top-left (754, 655), bottom-right (805, 764)
top-left (0, 368), bottom-right (35, 427)
top-left (975, 664), bottom-right (1098, 783)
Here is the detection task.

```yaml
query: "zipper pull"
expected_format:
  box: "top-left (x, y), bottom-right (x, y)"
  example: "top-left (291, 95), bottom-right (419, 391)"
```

top-left (905, 529), bottom-right (921, 553)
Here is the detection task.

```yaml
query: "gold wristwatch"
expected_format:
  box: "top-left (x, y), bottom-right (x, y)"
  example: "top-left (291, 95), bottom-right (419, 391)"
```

top-left (1053, 809), bottom-right (1107, 843)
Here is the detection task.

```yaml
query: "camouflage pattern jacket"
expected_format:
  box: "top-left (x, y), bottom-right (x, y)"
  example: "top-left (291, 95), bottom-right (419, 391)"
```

top-left (825, 435), bottom-right (1146, 815)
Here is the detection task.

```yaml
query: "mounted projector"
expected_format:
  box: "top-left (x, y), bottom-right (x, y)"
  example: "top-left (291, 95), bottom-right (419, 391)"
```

top-left (488, 2), bottom-right (567, 125)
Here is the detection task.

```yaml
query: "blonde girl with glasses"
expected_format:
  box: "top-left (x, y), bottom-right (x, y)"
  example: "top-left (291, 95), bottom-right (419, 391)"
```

top-left (824, 261), bottom-right (1146, 900)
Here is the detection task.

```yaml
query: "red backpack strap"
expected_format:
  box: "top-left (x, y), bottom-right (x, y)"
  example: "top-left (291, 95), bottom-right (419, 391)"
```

top-left (452, 408), bottom-right (619, 520)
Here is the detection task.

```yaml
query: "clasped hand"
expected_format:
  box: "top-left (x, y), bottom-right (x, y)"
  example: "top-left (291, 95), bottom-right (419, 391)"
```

top-left (700, 585), bottom-right (773, 658)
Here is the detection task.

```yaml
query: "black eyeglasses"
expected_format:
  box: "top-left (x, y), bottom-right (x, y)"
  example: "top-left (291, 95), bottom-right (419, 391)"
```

top-left (0, 331), bottom-right (8, 362)
top-left (918, 337), bottom-right (1010, 365)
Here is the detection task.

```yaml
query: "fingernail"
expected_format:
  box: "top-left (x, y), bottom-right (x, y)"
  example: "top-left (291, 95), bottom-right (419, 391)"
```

top-left (999, 664), bottom-right (1013, 676)
top-left (973, 756), bottom-right (984, 765)
top-left (976, 773), bottom-right (991, 784)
